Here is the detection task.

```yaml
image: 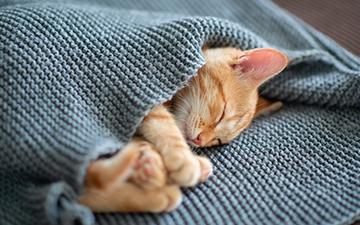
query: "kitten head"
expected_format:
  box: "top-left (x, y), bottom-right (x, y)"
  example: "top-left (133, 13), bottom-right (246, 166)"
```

top-left (172, 47), bottom-right (288, 147)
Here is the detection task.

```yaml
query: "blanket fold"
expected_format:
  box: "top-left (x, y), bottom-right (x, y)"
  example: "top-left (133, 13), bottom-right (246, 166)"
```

top-left (1, 0), bottom-right (359, 225)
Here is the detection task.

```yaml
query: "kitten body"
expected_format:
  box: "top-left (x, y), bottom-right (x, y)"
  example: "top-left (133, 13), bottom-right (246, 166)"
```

top-left (79, 47), bottom-right (288, 212)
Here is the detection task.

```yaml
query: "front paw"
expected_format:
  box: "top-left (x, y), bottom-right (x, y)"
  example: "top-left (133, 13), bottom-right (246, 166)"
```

top-left (130, 143), bottom-right (166, 189)
top-left (159, 185), bottom-right (183, 212)
top-left (162, 149), bottom-right (205, 187)
top-left (198, 156), bottom-right (213, 182)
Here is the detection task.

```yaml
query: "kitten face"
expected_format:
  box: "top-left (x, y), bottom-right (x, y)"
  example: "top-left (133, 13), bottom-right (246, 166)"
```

top-left (172, 47), bottom-right (288, 147)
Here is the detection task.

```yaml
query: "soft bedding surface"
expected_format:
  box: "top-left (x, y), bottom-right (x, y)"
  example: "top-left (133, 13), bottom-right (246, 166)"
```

top-left (0, 0), bottom-right (360, 225)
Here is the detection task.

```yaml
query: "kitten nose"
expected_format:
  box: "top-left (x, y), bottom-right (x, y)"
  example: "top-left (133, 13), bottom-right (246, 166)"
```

top-left (192, 135), bottom-right (202, 145)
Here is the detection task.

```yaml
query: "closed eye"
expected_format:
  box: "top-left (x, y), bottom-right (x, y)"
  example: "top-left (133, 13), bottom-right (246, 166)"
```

top-left (216, 104), bottom-right (226, 125)
top-left (217, 138), bottom-right (222, 145)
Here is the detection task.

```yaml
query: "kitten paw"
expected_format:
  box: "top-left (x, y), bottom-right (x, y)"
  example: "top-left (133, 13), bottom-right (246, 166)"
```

top-left (160, 185), bottom-right (183, 212)
top-left (136, 185), bottom-right (182, 213)
top-left (163, 150), bottom-right (203, 187)
top-left (198, 156), bottom-right (213, 182)
top-left (130, 142), bottom-right (166, 189)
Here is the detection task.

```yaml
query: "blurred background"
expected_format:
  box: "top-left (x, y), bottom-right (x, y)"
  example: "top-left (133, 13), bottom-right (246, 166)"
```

top-left (274, 0), bottom-right (360, 56)
top-left (275, 1), bottom-right (360, 224)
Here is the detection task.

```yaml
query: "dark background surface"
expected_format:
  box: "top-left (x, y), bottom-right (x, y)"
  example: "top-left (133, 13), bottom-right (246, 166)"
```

top-left (274, 1), bottom-right (360, 224)
top-left (274, 0), bottom-right (360, 56)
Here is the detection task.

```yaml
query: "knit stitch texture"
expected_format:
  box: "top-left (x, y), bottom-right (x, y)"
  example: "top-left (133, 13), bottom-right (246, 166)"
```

top-left (0, 0), bottom-right (360, 225)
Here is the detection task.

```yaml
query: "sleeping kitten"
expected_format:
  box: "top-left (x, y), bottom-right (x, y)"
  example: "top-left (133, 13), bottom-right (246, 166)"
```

top-left (172, 47), bottom-right (288, 147)
top-left (78, 47), bottom-right (288, 213)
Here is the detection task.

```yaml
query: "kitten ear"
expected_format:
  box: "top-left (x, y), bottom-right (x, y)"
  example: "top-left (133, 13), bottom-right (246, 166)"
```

top-left (231, 48), bottom-right (288, 86)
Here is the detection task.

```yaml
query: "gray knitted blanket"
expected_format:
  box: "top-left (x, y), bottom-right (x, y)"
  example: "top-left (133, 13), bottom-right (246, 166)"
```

top-left (1, 0), bottom-right (360, 225)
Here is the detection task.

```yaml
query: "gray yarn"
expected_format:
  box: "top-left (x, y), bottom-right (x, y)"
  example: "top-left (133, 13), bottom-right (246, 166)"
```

top-left (1, 0), bottom-right (360, 225)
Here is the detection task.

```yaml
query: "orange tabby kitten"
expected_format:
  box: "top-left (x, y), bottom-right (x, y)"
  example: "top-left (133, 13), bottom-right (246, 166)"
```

top-left (78, 47), bottom-right (288, 213)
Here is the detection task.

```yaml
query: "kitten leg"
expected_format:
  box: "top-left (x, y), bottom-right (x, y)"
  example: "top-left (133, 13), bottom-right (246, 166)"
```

top-left (78, 183), bottom-right (182, 213)
top-left (84, 138), bottom-right (166, 190)
top-left (79, 138), bottom-right (178, 213)
top-left (138, 105), bottom-right (212, 186)
top-left (129, 140), bottom-right (166, 189)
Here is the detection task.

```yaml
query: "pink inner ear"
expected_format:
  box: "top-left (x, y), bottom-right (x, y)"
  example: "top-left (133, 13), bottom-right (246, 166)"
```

top-left (232, 48), bottom-right (288, 84)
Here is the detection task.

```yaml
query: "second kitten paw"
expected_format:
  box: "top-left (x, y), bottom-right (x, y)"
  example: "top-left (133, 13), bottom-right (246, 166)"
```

top-left (130, 142), bottom-right (166, 189)
top-left (197, 156), bottom-right (213, 182)
top-left (163, 150), bottom-right (202, 187)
